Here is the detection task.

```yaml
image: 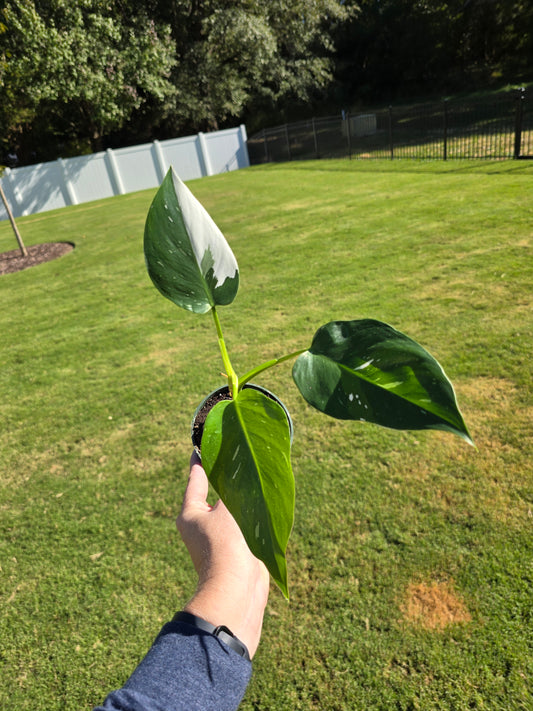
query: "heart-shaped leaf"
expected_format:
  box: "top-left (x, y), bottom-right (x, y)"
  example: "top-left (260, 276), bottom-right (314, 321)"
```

top-left (144, 168), bottom-right (239, 314)
top-left (200, 388), bottom-right (295, 598)
top-left (292, 319), bottom-right (472, 444)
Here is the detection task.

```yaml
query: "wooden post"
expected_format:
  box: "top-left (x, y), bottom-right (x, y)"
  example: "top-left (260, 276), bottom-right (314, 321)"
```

top-left (0, 182), bottom-right (27, 257)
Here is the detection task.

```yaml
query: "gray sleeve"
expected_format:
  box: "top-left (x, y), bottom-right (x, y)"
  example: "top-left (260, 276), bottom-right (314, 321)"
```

top-left (94, 620), bottom-right (252, 711)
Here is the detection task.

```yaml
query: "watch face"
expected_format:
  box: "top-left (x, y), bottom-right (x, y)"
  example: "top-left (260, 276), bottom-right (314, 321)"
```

top-left (214, 625), bottom-right (250, 660)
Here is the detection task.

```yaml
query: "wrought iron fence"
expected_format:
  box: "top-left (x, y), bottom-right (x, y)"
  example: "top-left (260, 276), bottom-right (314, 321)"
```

top-left (247, 88), bottom-right (532, 164)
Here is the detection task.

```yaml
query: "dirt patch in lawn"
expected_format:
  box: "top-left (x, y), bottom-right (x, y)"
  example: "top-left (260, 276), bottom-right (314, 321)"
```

top-left (401, 580), bottom-right (472, 630)
top-left (0, 242), bottom-right (74, 275)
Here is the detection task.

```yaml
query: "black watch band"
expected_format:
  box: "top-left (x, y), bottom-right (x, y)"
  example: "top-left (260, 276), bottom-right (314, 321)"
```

top-left (173, 611), bottom-right (251, 661)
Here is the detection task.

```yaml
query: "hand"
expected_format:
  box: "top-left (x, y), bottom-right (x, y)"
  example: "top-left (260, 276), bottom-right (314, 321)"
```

top-left (176, 453), bottom-right (270, 658)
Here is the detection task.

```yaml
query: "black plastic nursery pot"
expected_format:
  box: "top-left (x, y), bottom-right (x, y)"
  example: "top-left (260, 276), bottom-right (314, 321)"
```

top-left (191, 383), bottom-right (294, 456)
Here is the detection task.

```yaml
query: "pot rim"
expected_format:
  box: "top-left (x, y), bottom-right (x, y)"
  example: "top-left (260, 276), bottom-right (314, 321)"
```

top-left (191, 382), bottom-right (294, 456)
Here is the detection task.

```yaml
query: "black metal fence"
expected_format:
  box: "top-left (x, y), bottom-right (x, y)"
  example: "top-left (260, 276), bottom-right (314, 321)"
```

top-left (247, 88), bottom-right (532, 164)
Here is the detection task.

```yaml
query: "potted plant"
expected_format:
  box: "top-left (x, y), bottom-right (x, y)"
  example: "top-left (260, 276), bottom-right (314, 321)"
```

top-left (144, 168), bottom-right (472, 598)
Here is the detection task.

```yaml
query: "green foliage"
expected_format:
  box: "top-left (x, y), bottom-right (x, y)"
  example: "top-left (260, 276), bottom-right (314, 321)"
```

top-left (336, 0), bottom-right (533, 102)
top-left (293, 320), bottom-right (471, 443)
top-left (0, 159), bottom-right (532, 709)
top-left (0, 0), bottom-right (176, 152)
top-left (0, 0), bottom-right (347, 154)
top-left (165, 0), bottom-right (348, 132)
top-left (202, 387), bottom-right (294, 599)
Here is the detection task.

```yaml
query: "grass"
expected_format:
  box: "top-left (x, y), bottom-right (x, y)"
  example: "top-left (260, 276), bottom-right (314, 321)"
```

top-left (1, 159), bottom-right (532, 710)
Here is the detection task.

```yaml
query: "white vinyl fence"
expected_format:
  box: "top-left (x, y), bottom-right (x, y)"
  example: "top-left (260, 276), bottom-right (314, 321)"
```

top-left (0, 125), bottom-right (249, 221)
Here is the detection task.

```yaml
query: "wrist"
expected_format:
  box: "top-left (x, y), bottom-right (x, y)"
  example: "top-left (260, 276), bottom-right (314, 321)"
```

top-left (183, 584), bottom-right (246, 642)
top-left (173, 610), bottom-right (250, 661)
top-left (183, 578), bottom-right (266, 658)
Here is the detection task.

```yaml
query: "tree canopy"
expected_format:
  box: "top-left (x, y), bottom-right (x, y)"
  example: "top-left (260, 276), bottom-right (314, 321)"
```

top-left (335, 0), bottom-right (533, 102)
top-left (0, 0), bottom-right (176, 155)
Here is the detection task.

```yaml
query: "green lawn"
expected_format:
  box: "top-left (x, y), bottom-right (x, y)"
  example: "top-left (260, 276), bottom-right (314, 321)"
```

top-left (1, 159), bottom-right (532, 710)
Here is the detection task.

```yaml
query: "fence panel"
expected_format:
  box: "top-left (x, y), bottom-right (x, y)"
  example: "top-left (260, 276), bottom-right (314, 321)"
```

top-left (2, 161), bottom-right (68, 218)
top-left (388, 103), bottom-right (443, 159)
top-left (203, 126), bottom-right (250, 175)
top-left (112, 143), bottom-right (161, 194)
top-left (446, 93), bottom-right (516, 159)
top-left (348, 110), bottom-right (389, 159)
top-left (63, 153), bottom-right (115, 204)
top-left (159, 136), bottom-right (205, 181)
top-left (0, 125), bottom-right (249, 221)
top-left (316, 116), bottom-right (350, 159)
top-left (248, 89), bottom-right (530, 165)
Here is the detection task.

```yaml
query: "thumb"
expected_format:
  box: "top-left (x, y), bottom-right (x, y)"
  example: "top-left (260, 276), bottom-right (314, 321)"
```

top-left (181, 452), bottom-right (210, 512)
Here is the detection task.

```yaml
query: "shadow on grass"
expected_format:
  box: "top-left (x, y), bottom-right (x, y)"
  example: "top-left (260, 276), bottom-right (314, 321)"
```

top-left (257, 158), bottom-right (533, 176)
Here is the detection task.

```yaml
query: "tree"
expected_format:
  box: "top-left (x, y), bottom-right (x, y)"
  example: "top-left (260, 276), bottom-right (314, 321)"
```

top-left (334, 0), bottom-right (533, 105)
top-left (147, 0), bottom-right (349, 133)
top-left (0, 0), bottom-right (176, 156)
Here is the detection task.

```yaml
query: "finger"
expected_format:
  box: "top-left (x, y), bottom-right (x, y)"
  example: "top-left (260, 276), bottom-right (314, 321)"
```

top-left (182, 453), bottom-right (209, 510)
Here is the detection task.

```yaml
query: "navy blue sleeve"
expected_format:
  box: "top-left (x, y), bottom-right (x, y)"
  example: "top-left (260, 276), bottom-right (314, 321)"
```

top-left (94, 620), bottom-right (252, 711)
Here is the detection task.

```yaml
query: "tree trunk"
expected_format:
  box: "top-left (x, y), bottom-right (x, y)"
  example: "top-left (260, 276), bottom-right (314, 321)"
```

top-left (0, 183), bottom-right (27, 257)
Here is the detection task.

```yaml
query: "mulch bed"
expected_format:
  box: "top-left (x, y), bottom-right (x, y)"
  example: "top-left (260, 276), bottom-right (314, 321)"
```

top-left (0, 242), bottom-right (74, 275)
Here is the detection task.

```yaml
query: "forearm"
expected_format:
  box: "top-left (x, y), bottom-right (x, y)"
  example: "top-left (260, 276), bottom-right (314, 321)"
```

top-left (94, 618), bottom-right (252, 711)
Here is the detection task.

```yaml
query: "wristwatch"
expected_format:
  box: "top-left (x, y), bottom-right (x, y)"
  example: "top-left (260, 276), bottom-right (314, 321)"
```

top-left (173, 611), bottom-right (251, 661)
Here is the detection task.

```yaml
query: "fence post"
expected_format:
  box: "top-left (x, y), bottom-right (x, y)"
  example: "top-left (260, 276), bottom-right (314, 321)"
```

top-left (57, 158), bottom-right (78, 206)
top-left (284, 124), bottom-right (292, 161)
top-left (152, 140), bottom-right (168, 183)
top-left (262, 130), bottom-right (269, 163)
top-left (106, 148), bottom-right (125, 195)
top-left (197, 132), bottom-right (214, 176)
top-left (443, 99), bottom-right (448, 161)
top-left (388, 106), bottom-right (394, 160)
top-left (238, 125), bottom-right (250, 168)
top-left (346, 112), bottom-right (352, 159)
top-left (514, 87), bottom-right (525, 160)
top-left (312, 118), bottom-right (319, 158)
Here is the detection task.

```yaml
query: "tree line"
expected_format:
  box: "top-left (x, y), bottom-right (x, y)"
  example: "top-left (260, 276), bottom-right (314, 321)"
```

top-left (1, 0), bottom-right (531, 166)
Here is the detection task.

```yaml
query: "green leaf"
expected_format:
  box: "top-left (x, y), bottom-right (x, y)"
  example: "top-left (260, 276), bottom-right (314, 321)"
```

top-left (292, 319), bottom-right (473, 444)
top-left (144, 167), bottom-right (239, 314)
top-left (200, 388), bottom-right (294, 598)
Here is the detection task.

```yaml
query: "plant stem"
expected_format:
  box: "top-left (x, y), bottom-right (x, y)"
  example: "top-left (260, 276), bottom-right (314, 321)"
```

top-left (239, 348), bottom-right (307, 389)
top-left (212, 307), bottom-right (239, 397)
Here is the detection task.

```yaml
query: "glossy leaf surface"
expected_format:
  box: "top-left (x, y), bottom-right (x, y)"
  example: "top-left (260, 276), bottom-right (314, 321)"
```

top-left (144, 168), bottom-right (239, 313)
top-left (293, 319), bottom-right (472, 444)
top-left (201, 388), bottom-right (294, 598)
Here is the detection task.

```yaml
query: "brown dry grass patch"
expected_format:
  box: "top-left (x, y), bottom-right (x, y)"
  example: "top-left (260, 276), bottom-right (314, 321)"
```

top-left (401, 580), bottom-right (472, 630)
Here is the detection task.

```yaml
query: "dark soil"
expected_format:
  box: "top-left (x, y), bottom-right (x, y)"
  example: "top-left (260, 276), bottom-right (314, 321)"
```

top-left (191, 383), bottom-right (289, 455)
top-left (192, 386), bottom-right (232, 452)
top-left (0, 242), bottom-right (74, 275)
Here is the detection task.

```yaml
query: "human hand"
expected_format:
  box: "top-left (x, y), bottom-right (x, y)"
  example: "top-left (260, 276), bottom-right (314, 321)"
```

top-left (176, 453), bottom-right (270, 658)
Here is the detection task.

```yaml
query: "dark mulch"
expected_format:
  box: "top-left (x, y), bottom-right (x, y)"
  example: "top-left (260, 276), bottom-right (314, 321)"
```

top-left (0, 242), bottom-right (74, 275)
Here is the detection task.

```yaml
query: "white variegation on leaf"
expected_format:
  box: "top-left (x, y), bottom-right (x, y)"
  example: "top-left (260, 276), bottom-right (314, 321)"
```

top-left (171, 172), bottom-right (238, 291)
top-left (144, 168), bottom-right (239, 313)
